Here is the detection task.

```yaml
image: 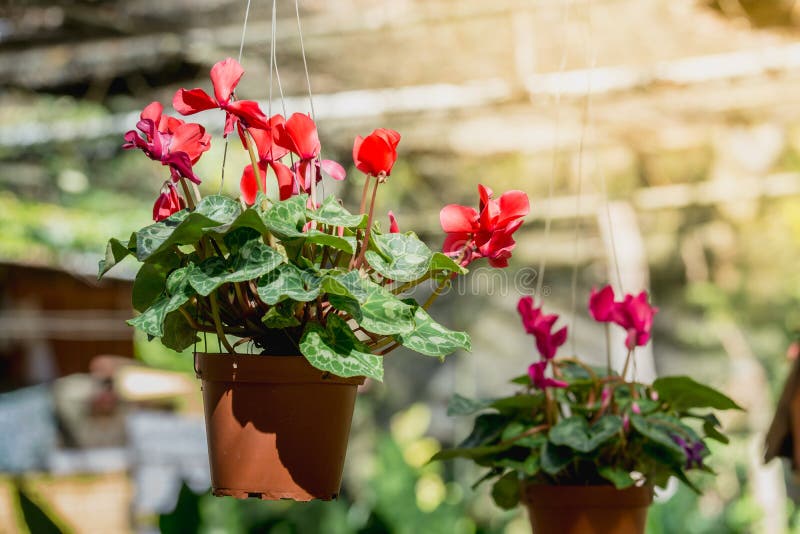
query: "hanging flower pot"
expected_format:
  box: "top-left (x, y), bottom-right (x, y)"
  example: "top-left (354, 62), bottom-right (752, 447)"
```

top-left (99, 54), bottom-right (530, 500)
top-left (196, 352), bottom-right (363, 500)
top-left (523, 484), bottom-right (652, 534)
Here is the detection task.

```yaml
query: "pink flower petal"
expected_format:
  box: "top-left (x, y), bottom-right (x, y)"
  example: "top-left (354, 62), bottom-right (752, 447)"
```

top-left (439, 204), bottom-right (479, 233)
top-left (173, 88), bottom-right (217, 116)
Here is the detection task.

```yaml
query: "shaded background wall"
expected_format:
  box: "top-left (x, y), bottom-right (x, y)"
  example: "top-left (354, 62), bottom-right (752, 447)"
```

top-left (2, 0), bottom-right (800, 532)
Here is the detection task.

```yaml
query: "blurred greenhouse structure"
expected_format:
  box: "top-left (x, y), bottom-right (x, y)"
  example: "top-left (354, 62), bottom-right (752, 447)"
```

top-left (2, 0), bottom-right (800, 532)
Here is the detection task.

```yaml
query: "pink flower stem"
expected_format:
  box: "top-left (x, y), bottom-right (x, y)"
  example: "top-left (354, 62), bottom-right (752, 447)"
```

top-left (352, 173), bottom-right (382, 268)
top-left (358, 175), bottom-right (373, 214)
top-left (621, 348), bottom-right (634, 380)
top-left (604, 322), bottom-right (612, 377)
top-left (178, 178), bottom-right (196, 210)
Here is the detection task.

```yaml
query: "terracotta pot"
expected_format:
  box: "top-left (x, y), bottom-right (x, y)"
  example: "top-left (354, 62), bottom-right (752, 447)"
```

top-left (523, 484), bottom-right (653, 534)
top-left (195, 352), bottom-right (364, 501)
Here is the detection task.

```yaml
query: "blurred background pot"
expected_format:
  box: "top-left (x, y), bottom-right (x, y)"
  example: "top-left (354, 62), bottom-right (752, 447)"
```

top-left (523, 484), bottom-right (653, 534)
top-left (195, 352), bottom-right (364, 501)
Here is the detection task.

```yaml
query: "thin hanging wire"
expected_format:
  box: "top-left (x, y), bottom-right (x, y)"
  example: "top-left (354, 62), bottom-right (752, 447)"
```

top-left (294, 0), bottom-right (316, 120)
top-left (569, 0), bottom-right (595, 354)
top-left (218, 0), bottom-right (253, 194)
top-left (294, 0), bottom-right (325, 200)
top-left (536, 0), bottom-right (572, 301)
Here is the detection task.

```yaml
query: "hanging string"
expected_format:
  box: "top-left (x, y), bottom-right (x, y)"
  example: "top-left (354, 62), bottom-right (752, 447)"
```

top-left (218, 0), bottom-right (253, 195)
top-left (536, 0), bottom-right (573, 300)
top-left (569, 0), bottom-right (595, 354)
top-left (294, 0), bottom-right (316, 120)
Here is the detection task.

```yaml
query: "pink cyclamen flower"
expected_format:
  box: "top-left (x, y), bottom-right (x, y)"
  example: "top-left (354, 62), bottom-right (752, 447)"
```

top-left (528, 361), bottom-right (568, 390)
top-left (388, 211), bottom-right (400, 233)
top-left (353, 128), bottom-right (401, 176)
top-left (173, 58), bottom-right (269, 136)
top-left (122, 101), bottom-right (211, 184)
top-left (517, 296), bottom-right (568, 360)
top-left (440, 184), bottom-right (529, 268)
top-left (588, 285), bottom-right (659, 350)
top-left (152, 183), bottom-right (185, 222)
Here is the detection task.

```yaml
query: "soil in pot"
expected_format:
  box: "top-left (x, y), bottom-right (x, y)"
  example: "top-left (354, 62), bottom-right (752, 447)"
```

top-left (196, 352), bottom-right (364, 501)
top-left (523, 484), bottom-right (653, 534)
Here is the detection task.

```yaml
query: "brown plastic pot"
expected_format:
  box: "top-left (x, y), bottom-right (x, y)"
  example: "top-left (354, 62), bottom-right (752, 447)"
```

top-left (195, 352), bottom-right (364, 501)
top-left (523, 484), bottom-right (653, 534)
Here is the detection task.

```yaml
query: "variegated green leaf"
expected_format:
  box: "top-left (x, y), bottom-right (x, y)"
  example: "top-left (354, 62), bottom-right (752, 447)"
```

top-left (300, 314), bottom-right (383, 381)
top-left (257, 264), bottom-right (321, 305)
top-left (354, 278), bottom-right (416, 335)
top-left (98, 234), bottom-right (136, 278)
top-left (261, 302), bottom-right (301, 329)
top-left (365, 232), bottom-right (433, 282)
top-left (307, 195), bottom-right (367, 228)
top-left (430, 252), bottom-right (467, 275)
top-left (188, 240), bottom-right (283, 296)
top-left (136, 196), bottom-right (241, 261)
top-left (262, 194), bottom-right (308, 237)
top-left (305, 230), bottom-right (354, 254)
top-left (395, 306), bottom-right (471, 358)
top-left (128, 267), bottom-right (195, 337)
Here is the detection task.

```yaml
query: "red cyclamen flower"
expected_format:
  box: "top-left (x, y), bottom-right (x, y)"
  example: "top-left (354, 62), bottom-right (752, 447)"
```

top-left (173, 58), bottom-right (268, 136)
top-left (152, 183), bottom-right (185, 222)
top-left (123, 101), bottom-right (211, 184)
top-left (274, 113), bottom-right (346, 195)
top-left (528, 361), bottom-right (568, 390)
top-left (440, 184), bottom-right (529, 268)
top-left (589, 285), bottom-right (659, 350)
top-left (353, 128), bottom-right (401, 176)
top-left (517, 296), bottom-right (568, 360)
top-left (239, 117), bottom-right (295, 205)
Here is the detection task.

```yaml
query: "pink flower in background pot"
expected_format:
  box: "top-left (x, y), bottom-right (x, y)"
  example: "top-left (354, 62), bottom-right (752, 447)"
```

top-left (517, 296), bottom-right (568, 360)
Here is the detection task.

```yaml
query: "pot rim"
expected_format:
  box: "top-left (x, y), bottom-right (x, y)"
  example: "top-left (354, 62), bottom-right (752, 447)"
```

top-left (523, 483), bottom-right (654, 509)
top-left (194, 352), bottom-right (366, 385)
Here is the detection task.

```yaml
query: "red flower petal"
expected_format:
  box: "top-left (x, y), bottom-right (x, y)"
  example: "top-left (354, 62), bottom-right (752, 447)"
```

top-left (276, 113), bottom-right (320, 160)
top-left (439, 204), bottom-right (479, 233)
top-left (269, 161), bottom-right (295, 200)
top-left (210, 58), bottom-right (244, 105)
top-left (226, 100), bottom-right (269, 130)
top-left (442, 232), bottom-right (471, 256)
top-left (173, 88), bottom-right (217, 116)
top-left (170, 123), bottom-right (211, 163)
top-left (240, 161), bottom-right (268, 205)
top-left (496, 190), bottom-right (530, 228)
top-left (141, 101), bottom-right (163, 124)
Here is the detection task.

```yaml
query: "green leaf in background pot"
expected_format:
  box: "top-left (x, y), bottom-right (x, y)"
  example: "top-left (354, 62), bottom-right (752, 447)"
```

top-left (491, 472), bottom-right (520, 510)
top-left (653, 375), bottom-right (743, 412)
top-left (540, 441), bottom-right (573, 475)
top-left (299, 314), bottom-right (383, 381)
top-left (630, 413), bottom-right (692, 457)
top-left (549, 415), bottom-right (622, 453)
top-left (598, 466), bottom-right (636, 489)
top-left (394, 305), bottom-right (471, 358)
top-left (365, 232), bottom-right (433, 282)
top-left (447, 394), bottom-right (495, 416)
top-left (257, 264), bottom-right (321, 305)
top-left (458, 413), bottom-right (507, 448)
top-left (307, 195), bottom-right (367, 228)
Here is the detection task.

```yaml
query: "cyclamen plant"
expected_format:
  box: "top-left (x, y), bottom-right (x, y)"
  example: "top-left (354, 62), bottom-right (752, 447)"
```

top-left (99, 58), bottom-right (530, 382)
top-left (434, 286), bottom-right (741, 509)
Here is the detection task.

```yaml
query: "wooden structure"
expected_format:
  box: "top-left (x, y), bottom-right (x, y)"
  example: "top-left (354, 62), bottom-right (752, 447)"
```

top-left (0, 262), bottom-right (133, 389)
